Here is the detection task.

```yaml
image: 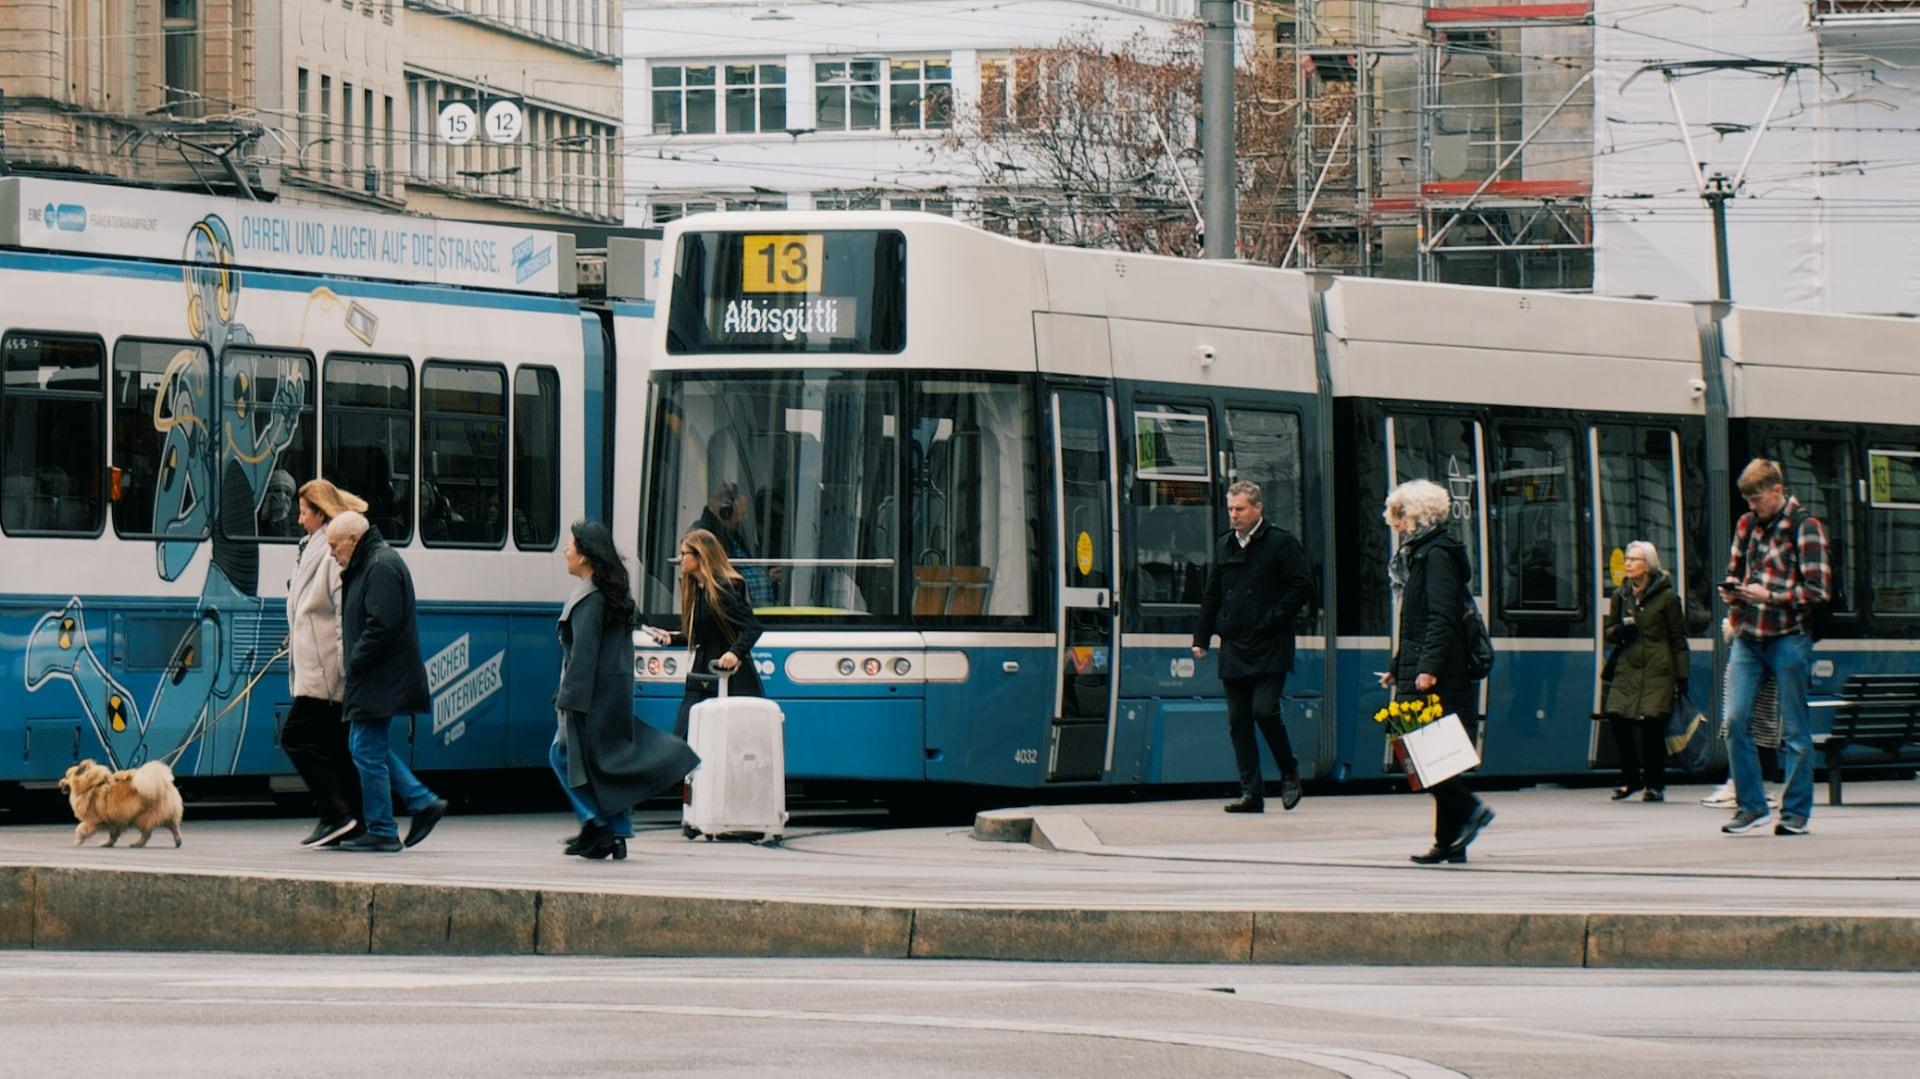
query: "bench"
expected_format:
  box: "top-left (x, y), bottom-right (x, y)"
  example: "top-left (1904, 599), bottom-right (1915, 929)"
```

top-left (1815, 674), bottom-right (1920, 806)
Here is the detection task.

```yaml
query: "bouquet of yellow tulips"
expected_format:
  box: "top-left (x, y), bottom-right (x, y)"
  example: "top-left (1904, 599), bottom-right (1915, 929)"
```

top-left (1373, 693), bottom-right (1445, 742)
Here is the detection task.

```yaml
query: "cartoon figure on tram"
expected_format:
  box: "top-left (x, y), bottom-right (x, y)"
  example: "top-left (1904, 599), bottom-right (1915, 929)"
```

top-left (26, 214), bottom-right (310, 774)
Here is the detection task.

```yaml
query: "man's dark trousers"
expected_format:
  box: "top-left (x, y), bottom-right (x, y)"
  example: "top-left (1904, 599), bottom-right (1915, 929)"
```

top-left (1224, 673), bottom-right (1298, 800)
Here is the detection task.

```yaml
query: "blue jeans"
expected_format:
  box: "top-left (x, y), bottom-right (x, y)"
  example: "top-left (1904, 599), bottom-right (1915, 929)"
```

top-left (548, 736), bottom-right (633, 838)
top-left (1725, 634), bottom-right (1815, 821)
top-left (346, 711), bottom-right (438, 840)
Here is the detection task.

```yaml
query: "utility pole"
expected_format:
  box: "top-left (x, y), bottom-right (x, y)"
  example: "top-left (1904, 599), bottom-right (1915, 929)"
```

top-left (1705, 173), bottom-right (1733, 301)
top-left (1200, 0), bottom-right (1235, 259)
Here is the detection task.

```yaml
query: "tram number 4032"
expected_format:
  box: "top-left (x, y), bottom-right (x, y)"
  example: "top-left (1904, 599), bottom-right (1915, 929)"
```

top-left (1012, 748), bottom-right (1039, 765)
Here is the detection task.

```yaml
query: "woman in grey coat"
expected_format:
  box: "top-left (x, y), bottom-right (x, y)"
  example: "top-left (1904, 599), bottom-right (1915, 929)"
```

top-left (551, 521), bottom-right (699, 860)
top-left (1603, 540), bottom-right (1688, 802)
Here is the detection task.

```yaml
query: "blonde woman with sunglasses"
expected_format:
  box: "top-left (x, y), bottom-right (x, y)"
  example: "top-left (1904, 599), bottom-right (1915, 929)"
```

top-left (643, 528), bottom-right (764, 737)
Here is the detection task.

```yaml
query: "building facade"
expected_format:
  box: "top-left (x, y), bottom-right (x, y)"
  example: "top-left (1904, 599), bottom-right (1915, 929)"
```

top-left (620, 0), bottom-right (1230, 225)
top-left (0, 0), bottom-right (621, 226)
top-left (1593, 0), bottom-right (1920, 312)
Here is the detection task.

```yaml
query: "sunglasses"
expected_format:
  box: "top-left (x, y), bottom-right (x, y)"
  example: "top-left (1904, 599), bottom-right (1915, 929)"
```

top-left (679, 548), bottom-right (698, 558)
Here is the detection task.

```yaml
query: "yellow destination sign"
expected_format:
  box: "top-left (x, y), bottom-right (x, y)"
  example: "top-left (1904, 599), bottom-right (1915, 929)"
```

top-left (741, 233), bottom-right (824, 294)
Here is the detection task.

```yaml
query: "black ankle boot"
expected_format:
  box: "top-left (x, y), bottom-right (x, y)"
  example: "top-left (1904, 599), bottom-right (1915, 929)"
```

top-left (565, 820), bottom-right (608, 857)
top-left (1410, 845), bottom-right (1467, 865)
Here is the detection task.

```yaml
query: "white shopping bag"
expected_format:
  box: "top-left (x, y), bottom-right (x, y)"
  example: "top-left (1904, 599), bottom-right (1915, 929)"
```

top-left (1399, 713), bottom-right (1480, 787)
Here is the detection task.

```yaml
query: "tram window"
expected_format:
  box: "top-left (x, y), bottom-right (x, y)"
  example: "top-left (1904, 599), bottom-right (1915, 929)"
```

top-left (420, 361), bottom-right (507, 547)
top-left (223, 348), bottom-right (314, 542)
top-left (1867, 448), bottom-right (1920, 615)
top-left (1131, 404), bottom-right (1212, 611)
top-left (910, 378), bottom-right (1040, 620)
top-left (1596, 425), bottom-right (1680, 610)
top-left (111, 339), bottom-right (211, 540)
top-left (1225, 408), bottom-right (1303, 537)
top-left (1, 332), bottom-right (105, 536)
top-left (323, 354), bottom-right (413, 543)
top-left (1389, 413), bottom-right (1481, 593)
top-left (1492, 424), bottom-right (1582, 616)
top-left (1767, 437), bottom-right (1856, 616)
top-left (644, 372), bottom-right (899, 618)
top-left (513, 366), bottom-right (561, 550)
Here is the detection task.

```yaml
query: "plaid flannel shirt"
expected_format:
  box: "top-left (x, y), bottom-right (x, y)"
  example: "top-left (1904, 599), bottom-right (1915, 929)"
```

top-left (1725, 496), bottom-right (1831, 640)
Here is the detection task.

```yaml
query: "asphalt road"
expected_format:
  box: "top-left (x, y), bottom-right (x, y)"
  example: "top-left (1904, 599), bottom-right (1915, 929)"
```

top-left (3, 952), bottom-right (1917, 1077)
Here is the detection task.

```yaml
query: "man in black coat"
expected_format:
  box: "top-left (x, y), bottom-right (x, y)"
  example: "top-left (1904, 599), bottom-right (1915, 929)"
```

top-left (326, 510), bottom-right (448, 852)
top-left (1192, 480), bottom-right (1316, 813)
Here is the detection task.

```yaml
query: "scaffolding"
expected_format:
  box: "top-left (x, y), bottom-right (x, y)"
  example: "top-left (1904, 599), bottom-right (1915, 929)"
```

top-left (1292, 0), bottom-right (1595, 289)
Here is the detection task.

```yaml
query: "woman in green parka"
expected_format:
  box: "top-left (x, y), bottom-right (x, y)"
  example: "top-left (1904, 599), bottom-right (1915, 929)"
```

top-left (1604, 540), bottom-right (1689, 802)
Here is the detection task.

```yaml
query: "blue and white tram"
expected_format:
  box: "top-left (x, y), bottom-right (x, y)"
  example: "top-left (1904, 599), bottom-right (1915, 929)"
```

top-left (0, 177), bottom-right (600, 790)
top-left (618, 210), bottom-right (1920, 801)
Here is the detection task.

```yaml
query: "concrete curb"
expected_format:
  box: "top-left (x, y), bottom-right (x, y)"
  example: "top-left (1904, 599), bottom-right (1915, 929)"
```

top-left (3, 863), bottom-right (1918, 970)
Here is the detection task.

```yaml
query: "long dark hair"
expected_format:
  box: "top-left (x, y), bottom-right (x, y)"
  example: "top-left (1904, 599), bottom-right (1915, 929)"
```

top-left (569, 520), bottom-right (635, 630)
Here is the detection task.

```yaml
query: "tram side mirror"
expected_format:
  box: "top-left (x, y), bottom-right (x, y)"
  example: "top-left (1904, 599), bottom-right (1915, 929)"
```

top-left (1194, 344), bottom-right (1216, 367)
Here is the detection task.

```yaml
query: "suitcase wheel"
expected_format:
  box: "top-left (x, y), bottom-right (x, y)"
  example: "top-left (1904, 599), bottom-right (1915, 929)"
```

top-left (681, 826), bottom-right (699, 840)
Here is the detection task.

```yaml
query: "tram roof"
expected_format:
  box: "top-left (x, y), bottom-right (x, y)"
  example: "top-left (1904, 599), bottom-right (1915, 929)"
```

top-left (0, 176), bottom-right (574, 296)
top-left (1722, 306), bottom-right (1920, 426)
top-left (1324, 276), bottom-right (1706, 416)
top-left (650, 211), bottom-right (1318, 390)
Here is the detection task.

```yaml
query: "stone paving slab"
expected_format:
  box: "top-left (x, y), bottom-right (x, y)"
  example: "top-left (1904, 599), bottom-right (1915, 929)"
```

top-left (0, 780), bottom-right (1915, 967)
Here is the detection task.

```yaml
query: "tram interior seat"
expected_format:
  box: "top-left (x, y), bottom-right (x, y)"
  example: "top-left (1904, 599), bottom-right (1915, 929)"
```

top-left (4, 469), bottom-right (90, 531)
top-left (336, 446), bottom-right (404, 538)
top-left (913, 565), bottom-right (993, 617)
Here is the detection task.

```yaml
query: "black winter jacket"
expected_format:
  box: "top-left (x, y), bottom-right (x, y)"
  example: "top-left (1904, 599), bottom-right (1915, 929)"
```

top-left (670, 577), bottom-right (765, 699)
top-left (1192, 519), bottom-right (1316, 680)
top-left (339, 527), bottom-right (432, 718)
top-left (559, 587), bottom-right (699, 813)
top-left (1391, 528), bottom-right (1475, 695)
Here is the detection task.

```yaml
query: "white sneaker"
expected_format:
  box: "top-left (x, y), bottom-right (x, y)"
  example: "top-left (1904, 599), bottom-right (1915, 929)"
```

top-left (1700, 780), bottom-right (1737, 808)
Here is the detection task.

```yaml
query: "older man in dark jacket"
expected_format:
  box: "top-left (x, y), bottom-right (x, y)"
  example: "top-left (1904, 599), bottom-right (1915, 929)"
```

top-left (326, 510), bottom-right (447, 852)
top-left (1193, 480), bottom-right (1317, 813)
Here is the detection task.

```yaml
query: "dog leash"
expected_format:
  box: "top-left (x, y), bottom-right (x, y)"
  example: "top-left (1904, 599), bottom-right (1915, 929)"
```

top-left (154, 640), bottom-right (291, 770)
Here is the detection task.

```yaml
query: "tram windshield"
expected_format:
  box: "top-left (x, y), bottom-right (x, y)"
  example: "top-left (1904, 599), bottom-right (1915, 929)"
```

top-left (641, 371), bottom-right (1040, 624)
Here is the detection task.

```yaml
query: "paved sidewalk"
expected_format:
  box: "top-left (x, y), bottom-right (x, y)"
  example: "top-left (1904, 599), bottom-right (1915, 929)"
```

top-left (1, 780), bottom-right (1916, 968)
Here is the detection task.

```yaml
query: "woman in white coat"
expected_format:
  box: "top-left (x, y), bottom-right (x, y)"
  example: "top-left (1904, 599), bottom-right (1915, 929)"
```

top-left (284, 478), bottom-right (369, 848)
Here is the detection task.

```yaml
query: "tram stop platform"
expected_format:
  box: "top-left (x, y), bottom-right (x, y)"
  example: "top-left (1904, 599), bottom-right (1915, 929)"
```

top-left (1, 781), bottom-right (1917, 971)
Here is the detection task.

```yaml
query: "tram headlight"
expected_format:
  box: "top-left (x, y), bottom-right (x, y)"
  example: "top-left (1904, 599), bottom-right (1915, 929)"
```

top-left (837, 658), bottom-right (857, 677)
top-left (863, 657), bottom-right (882, 677)
top-left (664, 658), bottom-right (678, 676)
top-left (892, 657), bottom-right (911, 676)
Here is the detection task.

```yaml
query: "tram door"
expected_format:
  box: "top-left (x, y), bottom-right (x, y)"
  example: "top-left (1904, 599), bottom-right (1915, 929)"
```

top-left (1589, 426), bottom-right (1687, 766)
top-left (1047, 387), bottom-right (1119, 781)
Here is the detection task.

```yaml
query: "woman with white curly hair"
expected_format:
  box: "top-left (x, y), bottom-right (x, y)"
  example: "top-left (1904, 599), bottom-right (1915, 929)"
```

top-left (1381, 479), bottom-right (1494, 864)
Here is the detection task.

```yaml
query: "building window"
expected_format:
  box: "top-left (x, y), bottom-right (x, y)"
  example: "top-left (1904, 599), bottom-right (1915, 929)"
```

top-left (652, 65), bottom-right (717, 134)
top-left (889, 59), bottom-right (952, 131)
top-left (725, 63), bottom-right (787, 133)
top-left (296, 69), bottom-right (311, 153)
top-left (320, 75), bottom-right (334, 176)
top-left (816, 60), bottom-right (882, 131)
top-left (650, 200), bottom-right (718, 224)
top-left (162, 0), bottom-right (201, 117)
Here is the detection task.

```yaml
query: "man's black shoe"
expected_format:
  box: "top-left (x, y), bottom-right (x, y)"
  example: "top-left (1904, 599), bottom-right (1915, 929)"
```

top-left (302, 816), bottom-right (359, 848)
top-left (1410, 845), bottom-right (1466, 865)
top-left (335, 833), bottom-right (403, 853)
top-left (1449, 803), bottom-right (1496, 852)
top-left (403, 798), bottom-right (449, 848)
top-left (1223, 796), bottom-right (1265, 814)
top-left (1279, 774), bottom-right (1304, 811)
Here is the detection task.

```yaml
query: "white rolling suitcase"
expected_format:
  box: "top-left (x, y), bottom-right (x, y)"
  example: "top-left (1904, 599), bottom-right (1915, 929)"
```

top-left (681, 669), bottom-right (788, 844)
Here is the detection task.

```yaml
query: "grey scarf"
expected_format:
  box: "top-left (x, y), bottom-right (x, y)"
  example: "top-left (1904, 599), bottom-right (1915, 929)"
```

top-left (1389, 523), bottom-right (1445, 606)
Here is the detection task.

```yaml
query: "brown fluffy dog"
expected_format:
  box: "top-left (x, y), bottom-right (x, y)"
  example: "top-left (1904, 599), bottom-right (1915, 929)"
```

top-left (57, 759), bottom-right (185, 848)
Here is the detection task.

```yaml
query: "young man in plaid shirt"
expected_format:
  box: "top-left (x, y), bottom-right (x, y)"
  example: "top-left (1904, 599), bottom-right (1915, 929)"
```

top-left (1719, 458), bottom-right (1831, 836)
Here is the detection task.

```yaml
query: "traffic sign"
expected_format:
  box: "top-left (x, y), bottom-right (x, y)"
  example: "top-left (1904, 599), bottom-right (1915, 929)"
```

top-left (437, 100), bottom-right (478, 146)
